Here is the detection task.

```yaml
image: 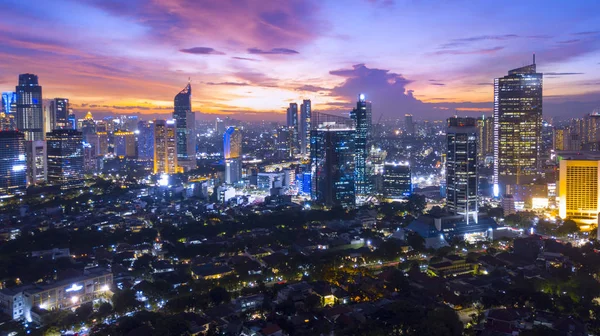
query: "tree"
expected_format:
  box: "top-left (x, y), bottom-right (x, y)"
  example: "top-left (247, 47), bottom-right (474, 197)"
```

top-left (209, 287), bottom-right (230, 306)
top-left (406, 194), bottom-right (426, 215)
top-left (112, 289), bottom-right (140, 314)
top-left (407, 231), bottom-right (425, 251)
top-left (557, 219), bottom-right (579, 236)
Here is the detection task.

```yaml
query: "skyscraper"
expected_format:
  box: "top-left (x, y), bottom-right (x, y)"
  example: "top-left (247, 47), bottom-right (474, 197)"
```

top-left (224, 126), bottom-right (242, 184)
top-left (383, 162), bottom-right (412, 199)
top-left (1, 92), bottom-right (16, 116)
top-left (493, 56), bottom-right (543, 196)
top-left (404, 114), bottom-right (414, 136)
top-left (286, 103), bottom-right (298, 154)
top-left (446, 116), bottom-right (478, 224)
top-left (350, 94), bottom-right (372, 195)
top-left (154, 120), bottom-right (178, 174)
top-left (25, 140), bottom-right (47, 185)
top-left (300, 100), bottom-right (311, 155)
top-left (0, 131), bottom-right (26, 194)
top-left (558, 152), bottom-right (600, 227)
top-left (80, 112), bottom-right (96, 140)
top-left (46, 129), bottom-right (84, 188)
top-left (49, 98), bottom-right (69, 130)
top-left (137, 120), bottom-right (154, 161)
top-left (310, 112), bottom-right (356, 208)
top-left (476, 115), bottom-right (493, 162)
top-left (173, 83), bottom-right (196, 171)
top-left (16, 74), bottom-right (44, 141)
top-left (114, 130), bottom-right (136, 158)
top-left (276, 126), bottom-right (293, 159)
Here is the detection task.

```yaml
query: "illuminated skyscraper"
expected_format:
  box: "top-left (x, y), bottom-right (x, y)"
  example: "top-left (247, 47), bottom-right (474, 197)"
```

top-left (49, 98), bottom-right (69, 130)
top-left (81, 112), bottom-right (96, 140)
top-left (286, 103), bottom-right (298, 154)
top-left (383, 162), bottom-right (411, 199)
top-left (446, 116), bottom-right (478, 224)
top-left (0, 131), bottom-right (26, 194)
top-left (1, 92), bottom-right (17, 130)
top-left (173, 83), bottom-right (196, 171)
top-left (558, 152), bottom-right (600, 227)
top-left (154, 120), bottom-right (178, 174)
top-left (16, 74), bottom-right (44, 141)
top-left (46, 129), bottom-right (84, 188)
top-left (493, 56), bottom-right (543, 196)
top-left (476, 115), bottom-right (493, 162)
top-left (276, 126), bottom-right (293, 159)
top-left (25, 140), bottom-right (47, 185)
top-left (114, 130), bottom-right (136, 158)
top-left (350, 94), bottom-right (372, 195)
top-left (300, 100), bottom-right (311, 155)
top-left (137, 120), bottom-right (154, 161)
top-left (224, 126), bottom-right (242, 184)
top-left (310, 113), bottom-right (356, 208)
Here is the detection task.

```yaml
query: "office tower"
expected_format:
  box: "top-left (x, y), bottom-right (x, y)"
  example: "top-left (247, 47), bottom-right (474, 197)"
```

top-left (16, 74), bottom-right (44, 141)
top-left (350, 94), bottom-right (372, 195)
top-left (215, 118), bottom-right (225, 135)
top-left (68, 112), bottom-right (76, 130)
top-left (557, 152), bottom-right (600, 227)
top-left (476, 115), bottom-right (493, 162)
top-left (224, 126), bottom-right (242, 184)
top-left (383, 162), bottom-right (412, 199)
top-left (310, 112), bottom-right (356, 208)
top-left (553, 128), bottom-right (566, 151)
top-left (0, 131), bottom-right (26, 194)
top-left (300, 99), bottom-right (311, 155)
top-left (25, 141), bottom-right (47, 185)
top-left (153, 120), bottom-right (178, 174)
top-left (95, 132), bottom-right (109, 156)
top-left (404, 114), bottom-right (415, 136)
top-left (83, 142), bottom-right (98, 173)
top-left (81, 112), bottom-right (96, 139)
top-left (173, 83), bottom-right (196, 171)
top-left (125, 115), bottom-right (139, 132)
top-left (446, 116), bottom-right (478, 224)
top-left (1, 92), bottom-right (16, 130)
top-left (276, 126), bottom-right (293, 159)
top-left (49, 98), bottom-right (69, 130)
top-left (114, 130), bottom-right (136, 158)
top-left (137, 120), bottom-right (154, 160)
top-left (46, 129), bottom-right (84, 188)
top-left (493, 56), bottom-right (543, 196)
top-left (286, 103), bottom-right (298, 154)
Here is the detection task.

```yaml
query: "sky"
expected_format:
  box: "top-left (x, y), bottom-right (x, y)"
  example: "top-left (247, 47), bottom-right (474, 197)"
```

top-left (1, 0), bottom-right (599, 121)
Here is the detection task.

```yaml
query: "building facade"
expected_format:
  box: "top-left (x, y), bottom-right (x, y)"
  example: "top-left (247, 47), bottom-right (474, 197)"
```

top-left (493, 57), bottom-right (543, 196)
top-left (173, 83), bottom-right (196, 171)
top-left (46, 129), bottom-right (84, 188)
top-left (153, 120), bottom-right (178, 174)
top-left (351, 94), bottom-right (372, 196)
top-left (0, 131), bottom-right (26, 194)
top-left (224, 126), bottom-right (242, 184)
top-left (49, 98), bottom-right (69, 131)
top-left (557, 151), bottom-right (600, 227)
top-left (25, 140), bottom-right (47, 186)
top-left (114, 130), bottom-right (136, 158)
top-left (300, 99), bottom-right (311, 156)
top-left (383, 162), bottom-right (412, 199)
top-left (286, 103), bottom-right (298, 154)
top-left (16, 74), bottom-right (44, 141)
top-left (446, 117), bottom-right (478, 224)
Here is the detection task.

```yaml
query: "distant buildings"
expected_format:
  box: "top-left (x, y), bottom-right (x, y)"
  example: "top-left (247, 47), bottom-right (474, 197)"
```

top-left (446, 116), bottom-right (478, 223)
top-left (0, 131), bottom-right (26, 194)
top-left (493, 56), bottom-right (543, 196)
top-left (224, 126), bottom-right (242, 184)
top-left (382, 162), bottom-right (411, 199)
top-left (557, 151), bottom-right (600, 227)
top-left (351, 94), bottom-right (372, 196)
top-left (310, 113), bottom-right (356, 208)
top-left (173, 83), bottom-right (196, 171)
top-left (46, 129), bottom-right (84, 188)
top-left (16, 74), bottom-right (44, 141)
top-left (300, 100), bottom-right (311, 156)
top-left (153, 120), bottom-right (178, 174)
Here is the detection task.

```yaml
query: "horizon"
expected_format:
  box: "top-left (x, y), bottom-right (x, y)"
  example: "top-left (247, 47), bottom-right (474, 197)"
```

top-left (1, 0), bottom-right (599, 121)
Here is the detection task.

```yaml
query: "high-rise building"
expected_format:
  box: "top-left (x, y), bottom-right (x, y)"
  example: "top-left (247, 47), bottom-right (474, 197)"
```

top-left (46, 129), bottom-right (84, 188)
top-left (16, 74), bottom-right (44, 141)
top-left (154, 120), bottom-right (178, 174)
top-left (286, 103), bottom-right (298, 154)
top-left (173, 83), bottom-right (196, 171)
top-left (25, 140), bottom-right (47, 185)
top-left (137, 120), bottom-right (154, 161)
top-left (1, 92), bottom-right (17, 130)
top-left (49, 98), bottom-right (69, 130)
top-left (558, 151), bottom-right (600, 227)
top-left (95, 132), bottom-right (109, 156)
top-left (404, 114), bottom-right (415, 136)
top-left (215, 118), bottom-right (225, 135)
top-left (114, 131), bottom-right (136, 158)
top-left (383, 162), bottom-right (411, 199)
top-left (446, 116), bottom-right (478, 224)
top-left (300, 100), bottom-right (311, 155)
top-left (81, 112), bottom-right (96, 140)
top-left (276, 126), bottom-right (293, 160)
top-left (553, 128), bottom-right (566, 151)
top-left (476, 115), bottom-right (493, 162)
top-left (224, 126), bottom-right (242, 184)
top-left (0, 131), bottom-right (26, 194)
top-left (350, 94), bottom-right (372, 195)
top-left (493, 56), bottom-right (543, 196)
top-left (310, 113), bottom-right (356, 208)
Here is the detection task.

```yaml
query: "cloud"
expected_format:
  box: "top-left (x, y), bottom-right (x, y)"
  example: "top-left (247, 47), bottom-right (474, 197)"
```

top-left (476, 82), bottom-right (492, 86)
top-left (557, 39), bottom-right (580, 44)
top-left (572, 31), bottom-right (600, 36)
top-left (232, 56), bottom-right (260, 61)
top-left (206, 81), bottom-right (250, 86)
top-left (247, 47), bottom-right (299, 55)
top-left (430, 83), bottom-right (446, 86)
top-left (179, 47), bottom-right (225, 55)
top-left (544, 72), bottom-right (584, 76)
top-left (439, 34), bottom-right (518, 48)
top-left (435, 46), bottom-right (504, 55)
top-left (295, 84), bottom-right (330, 92)
top-left (233, 71), bottom-right (279, 87)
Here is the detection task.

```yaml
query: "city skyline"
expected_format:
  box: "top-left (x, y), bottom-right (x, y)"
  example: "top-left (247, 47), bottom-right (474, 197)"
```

top-left (0, 0), bottom-right (599, 120)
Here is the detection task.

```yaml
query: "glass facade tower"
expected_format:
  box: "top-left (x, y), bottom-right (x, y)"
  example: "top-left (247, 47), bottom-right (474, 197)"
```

top-left (224, 126), bottom-right (242, 184)
top-left (300, 100), bottom-right (311, 155)
top-left (16, 74), bottom-right (44, 141)
top-left (350, 94), bottom-right (372, 195)
top-left (173, 83), bottom-right (196, 171)
top-left (46, 129), bottom-right (84, 189)
top-left (0, 131), bottom-right (26, 194)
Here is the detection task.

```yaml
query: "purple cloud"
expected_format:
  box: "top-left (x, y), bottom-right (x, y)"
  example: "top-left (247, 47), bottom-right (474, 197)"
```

top-left (247, 47), bottom-right (299, 55)
top-left (206, 82), bottom-right (250, 86)
top-left (435, 46), bottom-right (504, 55)
top-left (232, 56), bottom-right (260, 61)
top-left (544, 72), bottom-right (584, 76)
top-left (295, 84), bottom-right (330, 92)
top-left (180, 47), bottom-right (225, 55)
top-left (557, 39), bottom-right (581, 44)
